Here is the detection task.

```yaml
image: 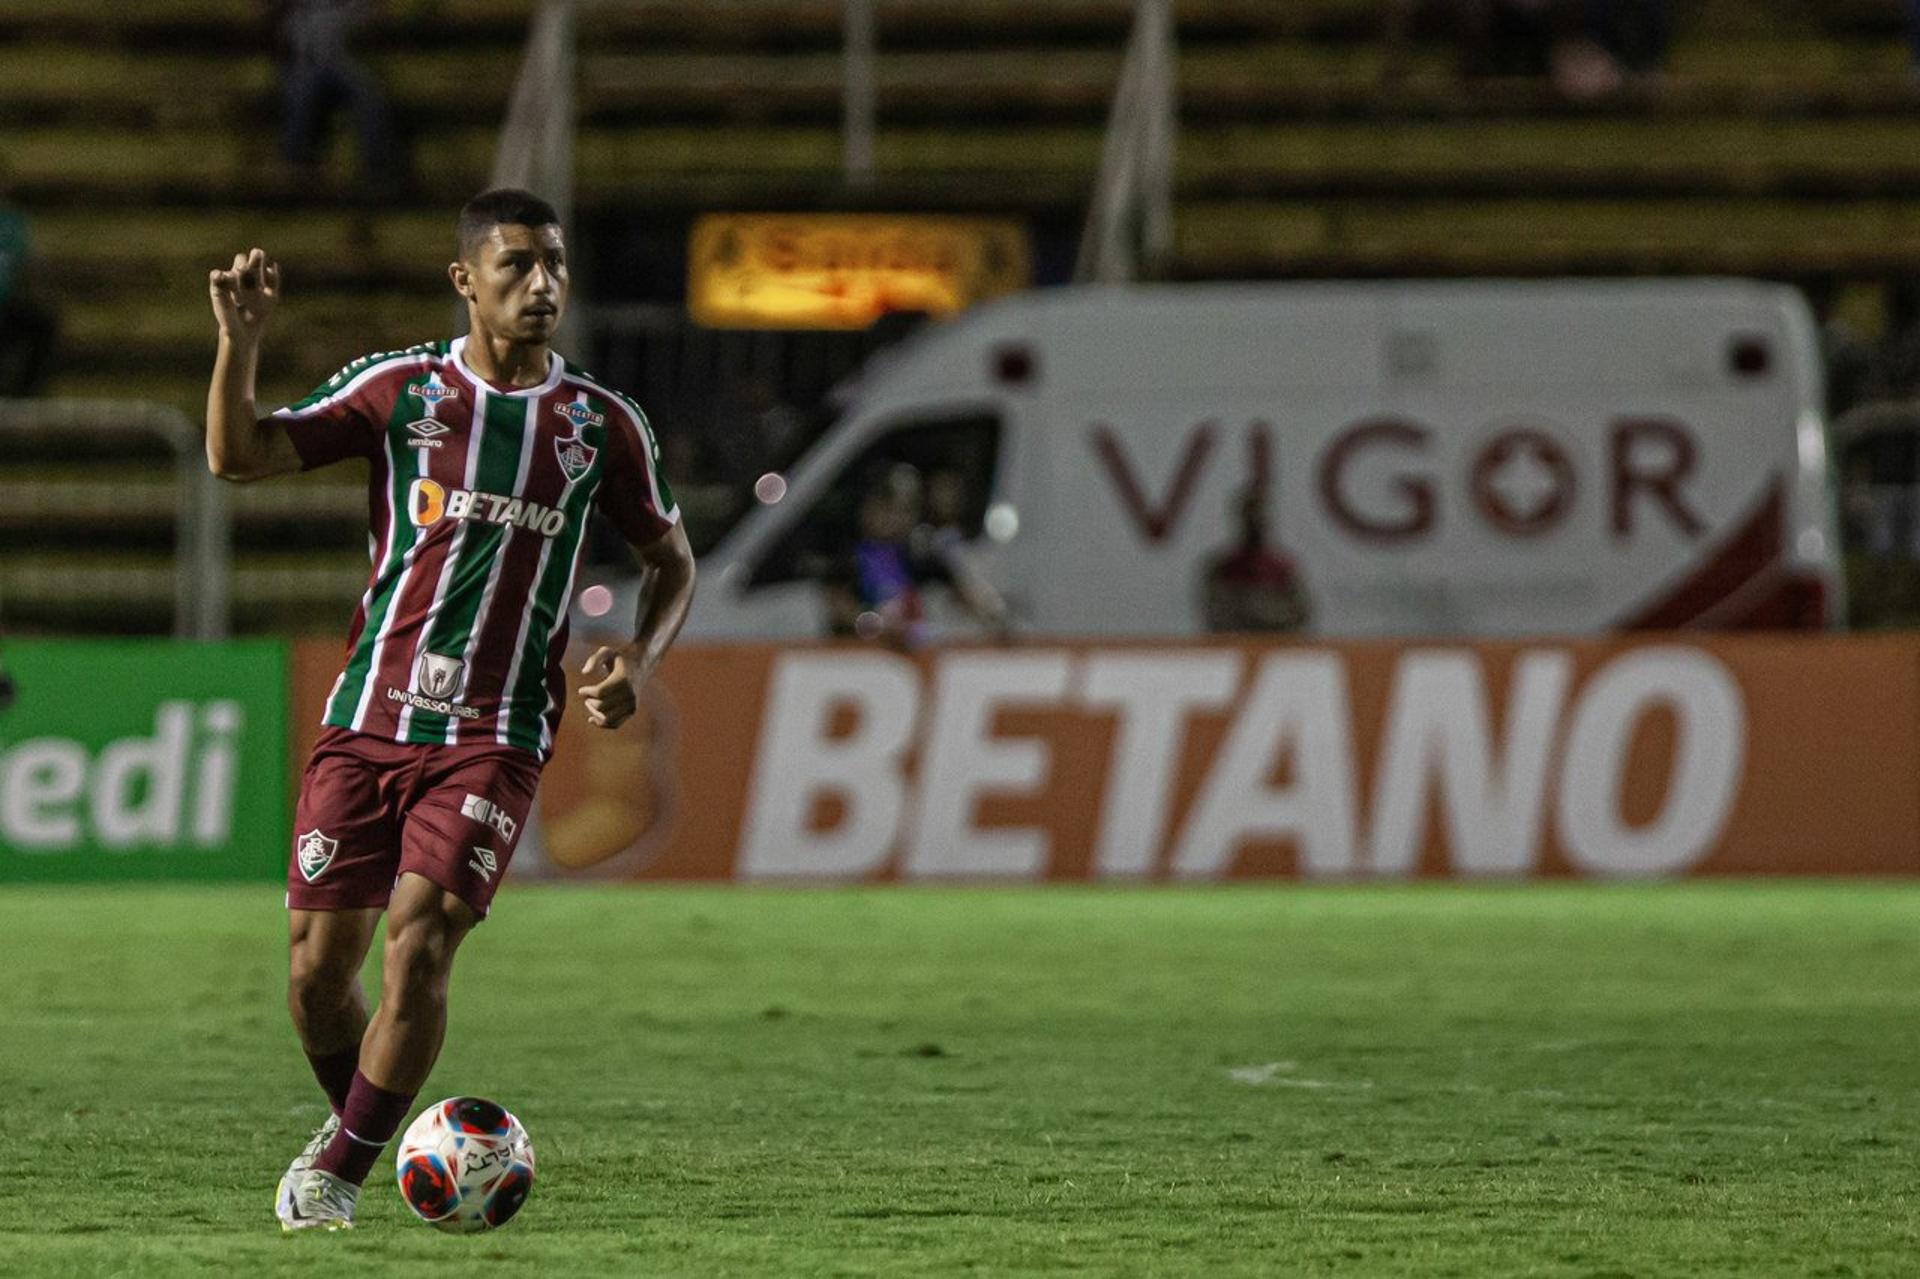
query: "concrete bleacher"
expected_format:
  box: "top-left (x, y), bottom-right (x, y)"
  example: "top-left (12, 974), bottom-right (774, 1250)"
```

top-left (5, 0), bottom-right (1919, 631)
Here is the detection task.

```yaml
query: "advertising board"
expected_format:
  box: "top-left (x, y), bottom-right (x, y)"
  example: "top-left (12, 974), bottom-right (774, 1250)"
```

top-left (0, 640), bottom-right (287, 880)
top-left (506, 636), bottom-right (1920, 882)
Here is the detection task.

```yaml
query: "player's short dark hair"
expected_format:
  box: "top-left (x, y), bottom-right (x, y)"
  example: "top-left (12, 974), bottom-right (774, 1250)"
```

top-left (456, 188), bottom-right (561, 261)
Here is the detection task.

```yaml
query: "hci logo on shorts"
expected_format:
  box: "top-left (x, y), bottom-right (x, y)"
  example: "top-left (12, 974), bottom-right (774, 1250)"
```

top-left (297, 829), bottom-right (338, 882)
top-left (416, 652), bottom-right (467, 702)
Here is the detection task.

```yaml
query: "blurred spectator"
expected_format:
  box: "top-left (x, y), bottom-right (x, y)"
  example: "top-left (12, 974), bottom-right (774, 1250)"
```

top-left (911, 468), bottom-right (1013, 635)
top-left (710, 375), bottom-right (806, 485)
top-left (0, 194), bottom-right (58, 397)
top-left (1864, 277), bottom-right (1920, 405)
top-left (1201, 490), bottom-right (1311, 634)
top-left (267, 0), bottom-right (410, 187)
top-left (829, 463), bottom-right (928, 646)
top-left (828, 463), bottom-right (1011, 646)
top-left (1459, 0), bottom-right (1562, 79)
top-left (1389, 0), bottom-right (1665, 97)
top-left (1805, 278), bottom-right (1876, 420)
top-left (1581, 0), bottom-right (1668, 82)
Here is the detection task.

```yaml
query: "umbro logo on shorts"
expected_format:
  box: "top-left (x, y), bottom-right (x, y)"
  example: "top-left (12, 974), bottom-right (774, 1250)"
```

top-left (297, 829), bottom-right (339, 882)
top-left (468, 846), bottom-right (499, 884)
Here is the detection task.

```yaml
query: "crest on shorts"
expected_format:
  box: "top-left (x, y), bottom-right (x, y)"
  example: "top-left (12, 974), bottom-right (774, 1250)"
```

top-left (416, 651), bottom-right (467, 702)
top-left (297, 829), bottom-right (338, 883)
top-left (555, 434), bottom-right (597, 485)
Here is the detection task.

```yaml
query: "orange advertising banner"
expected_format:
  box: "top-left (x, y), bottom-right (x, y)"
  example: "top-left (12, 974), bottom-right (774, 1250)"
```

top-left (687, 213), bottom-right (1031, 330)
top-left (288, 635), bottom-right (1920, 882)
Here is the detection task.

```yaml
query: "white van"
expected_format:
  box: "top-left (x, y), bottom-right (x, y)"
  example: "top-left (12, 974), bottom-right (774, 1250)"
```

top-left (632, 281), bottom-right (1841, 639)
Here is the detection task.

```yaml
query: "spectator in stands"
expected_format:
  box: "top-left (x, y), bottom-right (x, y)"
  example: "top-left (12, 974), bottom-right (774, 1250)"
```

top-left (1457, 0), bottom-right (1562, 79)
top-left (1200, 489), bottom-right (1311, 634)
top-left (1398, 0), bottom-right (1665, 97)
top-left (1583, 0), bottom-right (1668, 81)
top-left (0, 192), bottom-right (58, 397)
top-left (1805, 278), bottom-right (1876, 420)
top-left (267, 0), bottom-right (410, 187)
top-left (1865, 277), bottom-right (1920, 405)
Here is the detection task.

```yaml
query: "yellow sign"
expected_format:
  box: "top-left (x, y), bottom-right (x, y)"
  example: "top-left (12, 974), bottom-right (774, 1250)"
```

top-left (689, 214), bottom-right (1031, 330)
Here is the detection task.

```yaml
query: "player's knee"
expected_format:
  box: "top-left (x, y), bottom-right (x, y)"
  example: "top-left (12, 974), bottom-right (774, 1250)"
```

top-left (288, 941), bottom-right (359, 1015)
top-left (382, 911), bottom-right (462, 1003)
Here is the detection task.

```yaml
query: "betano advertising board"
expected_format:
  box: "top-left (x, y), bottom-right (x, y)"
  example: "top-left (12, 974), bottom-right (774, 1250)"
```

top-left (387, 635), bottom-right (1920, 883)
top-left (20, 635), bottom-right (1917, 884)
top-left (0, 640), bottom-right (287, 880)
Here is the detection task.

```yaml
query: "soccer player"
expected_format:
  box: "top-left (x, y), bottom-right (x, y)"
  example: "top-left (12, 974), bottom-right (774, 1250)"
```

top-left (205, 189), bottom-right (696, 1231)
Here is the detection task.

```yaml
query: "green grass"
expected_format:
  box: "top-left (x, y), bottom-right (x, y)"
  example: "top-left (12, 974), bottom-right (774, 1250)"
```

top-left (4, 884), bottom-right (1918, 1275)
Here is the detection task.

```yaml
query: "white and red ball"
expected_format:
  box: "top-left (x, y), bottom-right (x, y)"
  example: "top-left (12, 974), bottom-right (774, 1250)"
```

top-left (394, 1097), bottom-right (535, 1232)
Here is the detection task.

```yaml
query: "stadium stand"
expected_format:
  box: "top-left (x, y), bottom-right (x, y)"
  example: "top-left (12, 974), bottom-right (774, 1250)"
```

top-left (4, 0), bottom-right (1920, 632)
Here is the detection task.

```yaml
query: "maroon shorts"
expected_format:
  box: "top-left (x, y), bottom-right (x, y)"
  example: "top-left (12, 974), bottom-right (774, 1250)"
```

top-left (289, 726), bottom-right (542, 918)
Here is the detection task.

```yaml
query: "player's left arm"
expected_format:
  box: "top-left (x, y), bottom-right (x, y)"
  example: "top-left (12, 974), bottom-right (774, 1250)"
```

top-left (578, 522), bottom-right (697, 730)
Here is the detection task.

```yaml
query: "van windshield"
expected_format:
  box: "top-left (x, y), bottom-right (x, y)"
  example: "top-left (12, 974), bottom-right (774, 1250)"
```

top-left (745, 410), bottom-right (1004, 594)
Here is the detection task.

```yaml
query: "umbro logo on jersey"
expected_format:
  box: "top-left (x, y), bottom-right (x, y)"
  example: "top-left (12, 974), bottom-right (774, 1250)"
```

top-left (296, 829), bottom-right (338, 882)
top-left (415, 379), bottom-right (459, 408)
top-left (555, 401), bottom-right (604, 430)
top-left (405, 418), bottom-right (451, 449)
top-left (408, 478), bottom-right (567, 538)
top-left (468, 846), bottom-right (499, 884)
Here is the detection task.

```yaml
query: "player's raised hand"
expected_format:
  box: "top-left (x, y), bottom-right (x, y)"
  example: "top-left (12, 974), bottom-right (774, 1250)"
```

top-left (578, 646), bottom-right (642, 730)
top-left (208, 247), bottom-right (280, 344)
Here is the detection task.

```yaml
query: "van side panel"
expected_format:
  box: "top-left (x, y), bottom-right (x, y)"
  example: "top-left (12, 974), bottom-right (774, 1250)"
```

top-left (1031, 289), bottom-right (1386, 635)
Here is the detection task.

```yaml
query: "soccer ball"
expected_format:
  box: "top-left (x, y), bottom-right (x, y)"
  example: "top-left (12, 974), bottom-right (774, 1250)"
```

top-left (394, 1097), bottom-right (535, 1232)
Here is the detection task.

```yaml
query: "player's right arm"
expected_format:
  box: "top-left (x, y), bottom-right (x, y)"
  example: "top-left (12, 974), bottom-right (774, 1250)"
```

top-left (206, 247), bottom-right (304, 483)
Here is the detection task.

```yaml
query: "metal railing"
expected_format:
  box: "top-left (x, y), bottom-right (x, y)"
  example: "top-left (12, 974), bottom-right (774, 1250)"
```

top-left (0, 400), bottom-right (231, 640)
top-left (490, 0), bottom-right (1179, 294)
top-left (1076, 0), bottom-right (1178, 284)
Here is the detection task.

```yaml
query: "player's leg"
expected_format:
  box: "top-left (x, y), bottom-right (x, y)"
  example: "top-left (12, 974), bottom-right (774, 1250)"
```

top-left (279, 732), bottom-right (407, 1229)
top-left (362, 873), bottom-right (479, 1091)
top-left (302, 744), bottom-right (539, 1198)
top-left (286, 735), bottom-right (404, 1112)
top-left (309, 873), bottom-right (479, 1189)
top-left (287, 906), bottom-right (381, 1114)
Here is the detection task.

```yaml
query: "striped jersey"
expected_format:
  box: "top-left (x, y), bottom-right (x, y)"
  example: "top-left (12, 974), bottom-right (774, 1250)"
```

top-left (274, 336), bottom-right (679, 759)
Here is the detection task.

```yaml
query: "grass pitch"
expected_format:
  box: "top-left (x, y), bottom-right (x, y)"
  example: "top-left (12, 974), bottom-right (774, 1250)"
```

top-left (3, 883), bottom-right (1917, 1276)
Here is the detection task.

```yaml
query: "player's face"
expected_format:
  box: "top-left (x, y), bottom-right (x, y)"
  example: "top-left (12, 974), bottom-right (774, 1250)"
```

top-left (458, 223), bottom-right (568, 343)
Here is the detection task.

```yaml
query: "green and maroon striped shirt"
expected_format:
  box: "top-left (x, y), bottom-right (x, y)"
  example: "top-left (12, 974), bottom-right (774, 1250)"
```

top-left (274, 336), bottom-right (678, 758)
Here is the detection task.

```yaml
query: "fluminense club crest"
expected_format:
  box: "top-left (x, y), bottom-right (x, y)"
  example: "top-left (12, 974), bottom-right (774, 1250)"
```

top-left (556, 435), bottom-right (597, 484)
top-left (297, 829), bottom-right (338, 882)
